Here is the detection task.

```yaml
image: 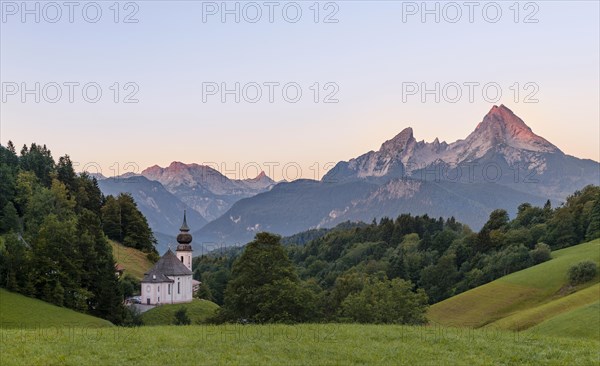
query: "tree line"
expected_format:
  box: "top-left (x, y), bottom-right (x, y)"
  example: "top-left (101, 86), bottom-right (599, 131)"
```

top-left (195, 185), bottom-right (600, 322)
top-left (0, 142), bottom-right (157, 324)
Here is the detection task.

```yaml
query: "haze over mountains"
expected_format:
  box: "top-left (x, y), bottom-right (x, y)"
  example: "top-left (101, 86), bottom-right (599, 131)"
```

top-left (97, 105), bottom-right (599, 249)
top-left (142, 162), bottom-right (275, 221)
top-left (98, 162), bottom-right (275, 251)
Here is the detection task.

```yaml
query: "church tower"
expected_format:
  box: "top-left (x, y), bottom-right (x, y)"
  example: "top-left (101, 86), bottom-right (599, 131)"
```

top-left (175, 210), bottom-right (193, 271)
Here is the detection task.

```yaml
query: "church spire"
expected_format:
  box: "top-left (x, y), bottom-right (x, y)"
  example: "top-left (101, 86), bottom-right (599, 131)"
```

top-left (180, 209), bottom-right (190, 232)
top-left (176, 210), bottom-right (193, 248)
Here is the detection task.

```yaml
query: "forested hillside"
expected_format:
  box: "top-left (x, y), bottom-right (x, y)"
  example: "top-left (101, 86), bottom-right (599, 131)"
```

top-left (0, 142), bottom-right (157, 324)
top-left (194, 185), bottom-right (600, 322)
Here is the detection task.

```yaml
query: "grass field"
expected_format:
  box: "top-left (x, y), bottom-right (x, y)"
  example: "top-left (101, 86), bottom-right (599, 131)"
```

top-left (110, 240), bottom-right (154, 280)
top-left (0, 289), bottom-right (112, 329)
top-left (487, 283), bottom-right (600, 334)
top-left (528, 301), bottom-right (600, 340)
top-left (0, 324), bottom-right (598, 365)
top-left (140, 299), bottom-right (220, 325)
top-left (428, 240), bottom-right (600, 338)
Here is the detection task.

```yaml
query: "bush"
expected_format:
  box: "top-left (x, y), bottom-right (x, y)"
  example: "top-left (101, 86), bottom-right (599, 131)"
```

top-left (529, 243), bottom-right (552, 264)
top-left (119, 274), bottom-right (140, 298)
top-left (123, 306), bottom-right (143, 327)
top-left (568, 261), bottom-right (598, 285)
top-left (174, 307), bottom-right (191, 325)
top-left (340, 277), bottom-right (428, 325)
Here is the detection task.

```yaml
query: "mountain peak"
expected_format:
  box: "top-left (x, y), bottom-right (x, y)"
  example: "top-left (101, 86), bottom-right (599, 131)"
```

top-left (380, 127), bottom-right (415, 152)
top-left (167, 161), bottom-right (203, 171)
top-left (478, 104), bottom-right (530, 131)
top-left (244, 171), bottom-right (272, 182)
top-left (470, 104), bottom-right (560, 153)
top-left (255, 171), bottom-right (267, 179)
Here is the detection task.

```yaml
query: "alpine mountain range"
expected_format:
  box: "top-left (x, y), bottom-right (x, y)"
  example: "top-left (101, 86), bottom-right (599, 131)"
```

top-left (97, 105), bottom-right (600, 251)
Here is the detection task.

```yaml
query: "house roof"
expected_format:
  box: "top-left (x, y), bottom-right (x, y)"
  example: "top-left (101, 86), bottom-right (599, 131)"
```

top-left (141, 249), bottom-right (192, 283)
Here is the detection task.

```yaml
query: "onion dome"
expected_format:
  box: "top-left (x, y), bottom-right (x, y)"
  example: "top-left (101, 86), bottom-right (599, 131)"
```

top-left (176, 210), bottom-right (193, 251)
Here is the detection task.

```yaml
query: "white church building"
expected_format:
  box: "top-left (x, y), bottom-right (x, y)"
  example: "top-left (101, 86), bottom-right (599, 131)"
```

top-left (141, 212), bottom-right (196, 305)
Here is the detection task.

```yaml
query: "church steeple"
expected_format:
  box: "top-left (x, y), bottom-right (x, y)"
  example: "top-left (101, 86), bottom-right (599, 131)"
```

top-left (180, 210), bottom-right (190, 232)
top-left (176, 210), bottom-right (192, 248)
top-left (176, 210), bottom-right (193, 271)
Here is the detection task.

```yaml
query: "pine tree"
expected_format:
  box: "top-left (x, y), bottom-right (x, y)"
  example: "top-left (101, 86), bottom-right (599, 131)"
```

top-left (79, 208), bottom-right (125, 323)
top-left (0, 202), bottom-right (20, 233)
top-left (117, 193), bottom-right (157, 253)
top-left (7, 140), bottom-right (16, 154)
top-left (101, 195), bottom-right (122, 241)
top-left (76, 174), bottom-right (104, 216)
top-left (585, 197), bottom-right (600, 241)
top-left (19, 143), bottom-right (55, 187)
top-left (57, 155), bottom-right (78, 195)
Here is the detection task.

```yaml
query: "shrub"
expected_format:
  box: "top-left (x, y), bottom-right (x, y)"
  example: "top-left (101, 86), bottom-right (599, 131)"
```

top-left (529, 243), bottom-right (552, 265)
top-left (123, 306), bottom-right (143, 327)
top-left (339, 277), bottom-right (428, 325)
top-left (568, 261), bottom-right (598, 285)
top-left (174, 307), bottom-right (191, 325)
top-left (119, 274), bottom-right (140, 299)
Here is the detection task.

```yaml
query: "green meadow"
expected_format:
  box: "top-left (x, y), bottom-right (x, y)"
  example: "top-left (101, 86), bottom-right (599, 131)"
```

top-left (528, 301), bottom-right (600, 340)
top-left (429, 240), bottom-right (600, 339)
top-left (2, 241), bottom-right (599, 365)
top-left (0, 289), bottom-right (112, 329)
top-left (1, 324), bottom-right (598, 366)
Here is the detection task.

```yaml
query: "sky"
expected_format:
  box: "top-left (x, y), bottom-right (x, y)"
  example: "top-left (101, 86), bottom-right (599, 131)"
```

top-left (1, 0), bottom-right (599, 181)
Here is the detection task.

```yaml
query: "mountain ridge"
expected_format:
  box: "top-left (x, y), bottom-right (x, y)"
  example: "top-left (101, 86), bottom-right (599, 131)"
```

top-left (141, 161), bottom-right (275, 221)
top-left (196, 105), bottom-right (599, 245)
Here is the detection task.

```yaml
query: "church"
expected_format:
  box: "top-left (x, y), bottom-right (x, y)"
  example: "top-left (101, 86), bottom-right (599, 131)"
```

top-left (141, 212), bottom-right (196, 305)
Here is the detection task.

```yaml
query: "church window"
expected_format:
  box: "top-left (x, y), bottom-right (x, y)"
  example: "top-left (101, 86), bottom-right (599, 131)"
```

top-left (168, 284), bottom-right (171, 294)
top-left (181, 256), bottom-right (184, 262)
top-left (158, 286), bottom-right (160, 292)
top-left (178, 281), bottom-right (180, 294)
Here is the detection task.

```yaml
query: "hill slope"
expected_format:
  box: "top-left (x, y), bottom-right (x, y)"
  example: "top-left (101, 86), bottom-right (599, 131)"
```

top-left (528, 301), bottom-right (600, 340)
top-left (0, 289), bottom-right (113, 328)
top-left (110, 240), bottom-right (154, 280)
top-left (140, 299), bottom-right (219, 325)
top-left (428, 240), bottom-right (600, 339)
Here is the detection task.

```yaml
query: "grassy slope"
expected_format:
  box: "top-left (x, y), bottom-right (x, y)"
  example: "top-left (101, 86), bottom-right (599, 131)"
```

top-left (528, 301), bottom-right (600, 340)
top-left (110, 240), bottom-right (154, 280)
top-left (488, 283), bottom-right (599, 332)
top-left (0, 289), bottom-right (112, 328)
top-left (0, 324), bottom-right (597, 365)
top-left (428, 240), bottom-right (600, 336)
top-left (140, 299), bottom-right (220, 325)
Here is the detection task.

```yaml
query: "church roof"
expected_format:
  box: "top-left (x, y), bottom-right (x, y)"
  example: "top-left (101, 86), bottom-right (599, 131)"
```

top-left (141, 272), bottom-right (173, 283)
top-left (141, 249), bottom-right (192, 283)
